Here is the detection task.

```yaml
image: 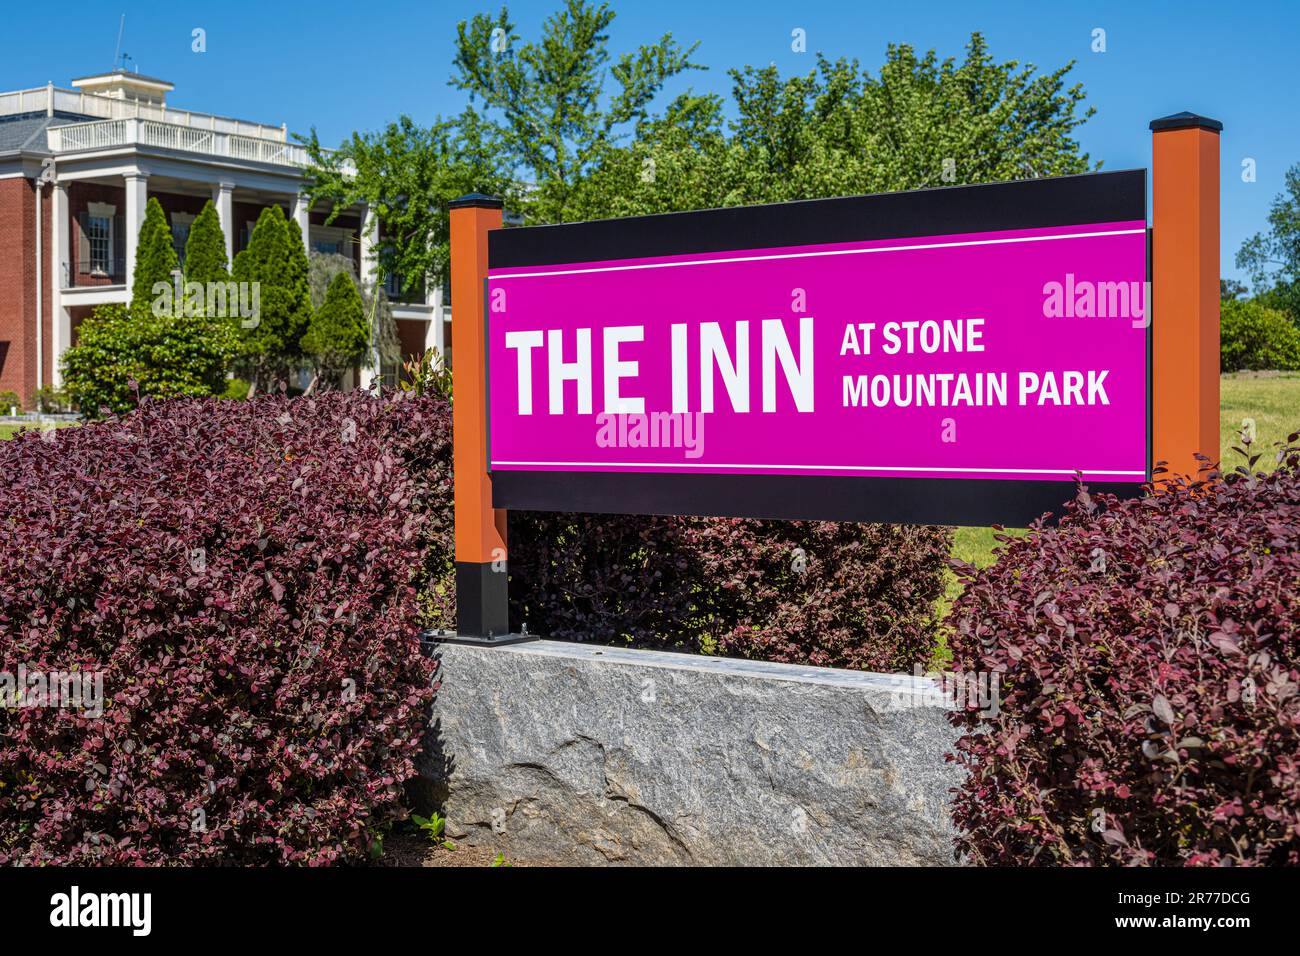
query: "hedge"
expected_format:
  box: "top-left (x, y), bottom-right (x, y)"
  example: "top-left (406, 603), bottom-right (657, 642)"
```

top-left (509, 512), bottom-right (951, 671)
top-left (1221, 298), bottom-right (1300, 372)
top-left (947, 442), bottom-right (1300, 865)
top-left (1, 384), bottom-right (951, 864)
top-left (0, 390), bottom-right (449, 864)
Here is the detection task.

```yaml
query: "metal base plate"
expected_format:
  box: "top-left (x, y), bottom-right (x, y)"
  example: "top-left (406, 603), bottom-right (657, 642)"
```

top-left (420, 630), bottom-right (539, 648)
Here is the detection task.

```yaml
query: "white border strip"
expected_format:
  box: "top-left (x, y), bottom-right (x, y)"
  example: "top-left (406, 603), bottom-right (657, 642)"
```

top-left (492, 461), bottom-right (1146, 477)
top-left (489, 227), bottom-right (1147, 280)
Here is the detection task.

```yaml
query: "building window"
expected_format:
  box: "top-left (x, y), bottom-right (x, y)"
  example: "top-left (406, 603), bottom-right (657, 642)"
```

top-left (170, 213), bottom-right (195, 268)
top-left (310, 224), bottom-right (353, 261)
top-left (78, 202), bottom-right (121, 282)
top-left (87, 215), bottom-right (112, 275)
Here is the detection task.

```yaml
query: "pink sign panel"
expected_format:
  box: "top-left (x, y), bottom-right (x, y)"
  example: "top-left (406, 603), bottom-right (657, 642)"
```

top-left (487, 220), bottom-right (1148, 483)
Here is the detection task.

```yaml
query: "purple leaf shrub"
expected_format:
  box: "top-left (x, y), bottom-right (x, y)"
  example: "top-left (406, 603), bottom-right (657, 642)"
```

top-left (947, 443), bottom-right (1300, 865)
top-left (0, 390), bottom-right (449, 865)
top-left (509, 512), bottom-right (951, 670)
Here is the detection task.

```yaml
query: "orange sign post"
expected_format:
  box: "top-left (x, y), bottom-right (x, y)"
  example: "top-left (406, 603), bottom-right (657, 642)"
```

top-left (448, 193), bottom-right (513, 641)
top-left (1150, 113), bottom-right (1222, 482)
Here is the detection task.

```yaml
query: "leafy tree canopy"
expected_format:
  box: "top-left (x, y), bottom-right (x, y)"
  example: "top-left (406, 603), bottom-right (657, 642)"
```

top-left (450, 0), bottom-right (706, 223)
top-left (61, 304), bottom-right (238, 416)
top-left (1236, 162), bottom-right (1300, 321)
top-left (305, 3), bottom-right (1099, 307)
top-left (301, 116), bottom-right (509, 296)
top-left (569, 36), bottom-right (1096, 220)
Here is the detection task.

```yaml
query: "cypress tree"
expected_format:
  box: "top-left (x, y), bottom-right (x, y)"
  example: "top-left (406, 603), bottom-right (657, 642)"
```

top-left (130, 197), bottom-right (180, 319)
top-left (282, 217), bottom-right (315, 366)
top-left (284, 217), bottom-right (310, 293)
top-left (183, 201), bottom-right (229, 287)
top-left (308, 251), bottom-right (392, 392)
top-left (303, 271), bottom-right (368, 388)
top-left (233, 204), bottom-right (289, 288)
top-left (232, 206), bottom-right (292, 392)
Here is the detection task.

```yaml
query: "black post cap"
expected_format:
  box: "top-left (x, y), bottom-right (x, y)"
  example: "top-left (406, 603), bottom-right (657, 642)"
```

top-left (1149, 112), bottom-right (1223, 133)
top-left (449, 192), bottom-right (504, 209)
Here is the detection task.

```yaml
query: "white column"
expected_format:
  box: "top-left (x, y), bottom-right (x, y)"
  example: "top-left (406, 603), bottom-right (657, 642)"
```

top-left (359, 204), bottom-right (378, 287)
top-left (34, 177), bottom-right (43, 393)
top-left (358, 205), bottom-right (379, 389)
top-left (50, 182), bottom-right (71, 388)
top-left (123, 170), bottom-right (149, 291)
top-left (212, 181), bottom-right (234, 265)
top-left (292, 192), bottom-right (311, 251)
top-left (424, 283), bottom-right (446, 366)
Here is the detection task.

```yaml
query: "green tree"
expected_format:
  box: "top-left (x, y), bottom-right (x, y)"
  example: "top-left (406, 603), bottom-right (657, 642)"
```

top-left (301, 116), bottom-right (508, 298)
top-left (1220, 298), bottom-right (1300, 372)
top-left (744, 38), bottom-right (1092, 195)
top-left (303, 271), bottom-right (368, 389)
top-left (1221, 278), bottom-right (1248, 302)
top-left (131, 197), bottom-right (180, 318)
top-left (1236, 163), bottom-right (1300, 321)
top-left (307, 251), bottom-right (401, 382)
top-left (562, 96), bottom-right (740, 221)
top-left (234, 204), bottom-right (290, 284)
top-left (301, 115), bottom-right (508, 393)
top-left (450, 0), bottom-right (706, 223)
top-left (232, 205), bottom-right (311, 394)
top-left (569, 36), bottom-right (1097, 219)
top-left (306, 6), bottom-right (1100, 324)
top-left (61, 303), bottom-right (238, 416)
top-left (183, 200), bottom-right (229, 287)
top-left (283, 218), bottom-right (315, 362)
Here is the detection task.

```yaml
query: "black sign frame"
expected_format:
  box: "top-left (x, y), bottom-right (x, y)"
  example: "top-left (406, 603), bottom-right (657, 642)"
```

top-left (486, 169), bottom-right (1150, 526)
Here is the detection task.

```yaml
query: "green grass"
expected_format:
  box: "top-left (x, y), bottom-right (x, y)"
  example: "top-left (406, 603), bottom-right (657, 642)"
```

top-left (950, 525), bottom-right (1024, 569)
top-left (0, 421), bottom-right (78, 440)
top-left (937, 525), bottom-right (1027, 624)
top-left (932, 525), bottom-right (1027, 665)
top-left (1219, 371), bottom-right (1300, 472)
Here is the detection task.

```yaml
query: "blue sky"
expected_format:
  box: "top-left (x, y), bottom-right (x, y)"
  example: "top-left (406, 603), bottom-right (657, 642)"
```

top-left (7, 0), bottom-right (1296, 284)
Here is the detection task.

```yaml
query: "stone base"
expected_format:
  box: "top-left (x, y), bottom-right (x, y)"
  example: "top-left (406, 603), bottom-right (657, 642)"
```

top-left (419, 640), bottom-right (961, 866)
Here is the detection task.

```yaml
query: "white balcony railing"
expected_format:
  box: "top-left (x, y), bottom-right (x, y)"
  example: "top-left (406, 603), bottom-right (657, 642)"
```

top-left (47, 117), bottom-right (309, 168)
top-left (1, 84), bottom-right (287, 141)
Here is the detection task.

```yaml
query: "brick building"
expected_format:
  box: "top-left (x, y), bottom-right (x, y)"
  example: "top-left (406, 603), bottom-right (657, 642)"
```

top-left (0, 70), bottom-right (448, 406)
